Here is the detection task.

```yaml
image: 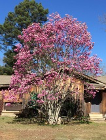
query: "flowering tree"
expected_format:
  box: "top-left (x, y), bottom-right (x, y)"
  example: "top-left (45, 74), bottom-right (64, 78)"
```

top-left (5, 13), bottom-right (102, 124)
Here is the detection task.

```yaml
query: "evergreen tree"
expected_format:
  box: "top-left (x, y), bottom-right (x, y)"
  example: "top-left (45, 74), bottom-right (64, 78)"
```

top-left (0, 0), bottom-right (48, 75)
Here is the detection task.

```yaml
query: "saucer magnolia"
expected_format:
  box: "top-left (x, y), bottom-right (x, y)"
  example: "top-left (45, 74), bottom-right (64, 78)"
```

top-left (7, 13), bottom-right (102, 124)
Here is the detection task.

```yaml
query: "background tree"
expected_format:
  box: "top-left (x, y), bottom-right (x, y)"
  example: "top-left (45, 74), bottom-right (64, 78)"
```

top-left (0, 0), bottom-right (48, 75)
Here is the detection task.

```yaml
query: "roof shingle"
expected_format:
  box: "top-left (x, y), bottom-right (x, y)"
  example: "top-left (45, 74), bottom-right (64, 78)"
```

top-left (0, 75), bottom-right (11, 85)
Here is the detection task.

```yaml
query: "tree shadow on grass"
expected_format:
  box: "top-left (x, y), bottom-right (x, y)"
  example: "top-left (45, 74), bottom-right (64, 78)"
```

top-left (7, 115), bottom-right (91, 126)
top-left (7, 116), bottom-right (48, 125)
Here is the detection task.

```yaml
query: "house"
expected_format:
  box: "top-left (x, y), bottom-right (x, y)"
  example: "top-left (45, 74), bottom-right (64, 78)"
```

top-left (0, 74), bottom-right (106, 120)
top-left (62, 71), bottom-right (106, 120)
top-left (85, 76), bottom-right (106, 120)
top-left (0, 75), bottom-right (11, 115)
top-left (0, 75), bottom-right (22, 117)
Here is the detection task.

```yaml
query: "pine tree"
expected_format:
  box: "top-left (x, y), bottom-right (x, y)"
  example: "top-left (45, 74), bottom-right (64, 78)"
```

top-left (0, 0), bottom-right (48, 75)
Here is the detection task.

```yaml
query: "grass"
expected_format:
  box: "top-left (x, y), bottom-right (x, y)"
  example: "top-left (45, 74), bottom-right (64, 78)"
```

top-left (0, 116), bottom-right (106, 140)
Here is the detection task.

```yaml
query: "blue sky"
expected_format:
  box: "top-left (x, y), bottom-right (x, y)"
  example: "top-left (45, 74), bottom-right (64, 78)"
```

top-left (0, 0), bottom-right (106, 70)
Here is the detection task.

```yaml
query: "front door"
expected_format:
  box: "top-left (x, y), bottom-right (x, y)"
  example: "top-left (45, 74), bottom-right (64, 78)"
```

top-left (91, 92), bottom-right (102, 113)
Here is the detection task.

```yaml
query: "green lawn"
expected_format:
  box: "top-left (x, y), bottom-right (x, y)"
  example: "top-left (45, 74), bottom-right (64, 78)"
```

top-left (0, 116), bottom-right (106, 140)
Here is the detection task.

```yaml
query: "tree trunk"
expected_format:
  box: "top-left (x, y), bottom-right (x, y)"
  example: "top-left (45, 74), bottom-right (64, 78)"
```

top-left (48, 103), bottom-right (61, 125)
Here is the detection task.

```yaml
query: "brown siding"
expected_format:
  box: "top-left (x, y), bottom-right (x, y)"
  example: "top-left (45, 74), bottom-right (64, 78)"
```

top-left (101, 91), bottom-right (106, 114)
top-left (0, 90), bottom-right (22, 103)
top-left (85, 102), bottom-right (91, 115)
